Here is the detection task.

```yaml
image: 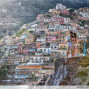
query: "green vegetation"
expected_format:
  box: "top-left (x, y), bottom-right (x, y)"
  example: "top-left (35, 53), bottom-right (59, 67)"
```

top-left (79, 40), bottom-right (89, 53)
top-left (16, 29), bottom-right (26, 37)
top-left (76, 56), bottom-right (89, 85)
top-left (29, 31), bottom-right (34, 33)
top-left (79, 20), bottom-right (89, 26)
top-left (44, 12), bottom-right (51, 17)
top-left (59, 8), bottom-right (75, 20)
top-left (79, 56), bottom-right (89, 67)
top-left (50, 58), bottom-right (54, 63)
top-left (69, 8), bottom-right (75, 14)
top-left (0, 52), bottom-right (4, 58)
top-left (28, 74), bottom-right (37, 81)
top-left (0, 65), bottom-right (9, 80)
top-left (77, 71), bottom-right (88, 78)
top-left (60, 14), bottom-right (74, 20)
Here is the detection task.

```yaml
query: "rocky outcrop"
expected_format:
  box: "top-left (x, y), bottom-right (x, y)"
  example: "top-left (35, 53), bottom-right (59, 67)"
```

top-left (44, 56), bottom-right (89, 85)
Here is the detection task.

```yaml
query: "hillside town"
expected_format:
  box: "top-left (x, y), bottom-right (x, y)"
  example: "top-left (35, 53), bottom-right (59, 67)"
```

top-left (0, 3), bottom-right (89, 85)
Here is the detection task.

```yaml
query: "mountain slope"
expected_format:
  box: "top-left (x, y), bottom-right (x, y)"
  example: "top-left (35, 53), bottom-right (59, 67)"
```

top-left (0, 0), bottom-right (89, 37)
top-left (59, 0), bottom-right (89, 9)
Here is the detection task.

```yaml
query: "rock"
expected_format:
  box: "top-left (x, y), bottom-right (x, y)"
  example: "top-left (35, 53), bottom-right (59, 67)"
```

top-left (74, 78), bottom-right (82, 85)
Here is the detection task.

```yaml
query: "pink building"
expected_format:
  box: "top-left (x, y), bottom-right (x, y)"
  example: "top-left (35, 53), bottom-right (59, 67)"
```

top-left (45, 31), bottom-right (58, 36)
top-left (51, 16), bottom-right (64, 25)
top-left (45, 37), bottom-right (56, 42)
top-left (36, 14), bottom-right (44, 20)
top-left (60, 9), bottom-right (70, 15)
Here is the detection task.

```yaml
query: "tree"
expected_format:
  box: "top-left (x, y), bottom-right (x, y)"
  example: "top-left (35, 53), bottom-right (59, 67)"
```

top-left (0, 65), bottom-right (9, 80)
top-left (69, 9), bottom-right (75, 14)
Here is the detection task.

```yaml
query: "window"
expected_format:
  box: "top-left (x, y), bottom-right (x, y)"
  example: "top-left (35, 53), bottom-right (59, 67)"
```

top-left (60, 46), bottom-right (62, 48)
top-left (55, 46), bottom-right (56, 48)
top-left (44, 49), bottom-right (46, 51)
top-left (51, 46), bottom-right (53, 48)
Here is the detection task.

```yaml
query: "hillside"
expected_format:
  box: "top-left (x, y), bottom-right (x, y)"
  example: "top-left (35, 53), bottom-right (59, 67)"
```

top-left (0, 0), bottom-right (89, 38)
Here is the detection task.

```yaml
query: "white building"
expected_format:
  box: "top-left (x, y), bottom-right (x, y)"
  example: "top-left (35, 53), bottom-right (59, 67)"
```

top-left (56, 3), bottom-right (66, 10)
top-left (51, 49), bottom-right (67, 56)
top-left (78, 35), bottom-right (87, 42)
top-left (79, 12), bottom-right (89, 19)
top-left (37, 48), bottom-right (51, 55)
top-left (50, 43), bottom-right (58, 50)
top-left (64, 18), bottom-right (70, 24)
top-left (29, 55), bottom-right (50, 63)
top-left (36, 38), bottom-right (45, 44)
top-left (44, 18), bottom-right (52, 23)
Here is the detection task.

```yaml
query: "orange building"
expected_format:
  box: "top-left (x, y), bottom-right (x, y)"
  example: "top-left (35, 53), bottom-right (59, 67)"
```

top-left (36, 42), bottom-right (40, 50)
top-left (17, 65), bottom-right (42, 70)
top-left (25, 34), bottom-right (34, 44)
top-left (15, 63), bottom-right (54, 79)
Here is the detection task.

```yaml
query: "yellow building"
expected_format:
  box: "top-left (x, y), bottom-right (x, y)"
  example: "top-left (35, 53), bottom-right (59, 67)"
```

top-left (16, 37), bottom-right (20, 41)
top-left (59, 43), bottom-right (80, 54)
top-left (7, 55), bottom-right (29, 65)
top-left (75, 43), bottom-right (80, 54)
top-left (0, 39), bottom-right (3, 45)
top-left (49, 9), bottom-right (60, 15)
top-left (25, 34), bottom-right (34, 44)
top-left (59, 43), bottom-right (67, 49)
top-left (57, 31), bottom-right (69, 43)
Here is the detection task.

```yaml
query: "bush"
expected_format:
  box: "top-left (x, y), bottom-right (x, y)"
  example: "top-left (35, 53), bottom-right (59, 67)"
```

top-left (16, 29), bottom-right (26, 37)
top-left (50, 58), bottom-right (54, 63)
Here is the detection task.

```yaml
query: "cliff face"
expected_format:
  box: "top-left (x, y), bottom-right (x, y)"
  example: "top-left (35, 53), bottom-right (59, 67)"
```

top-left (41, 56), bottom-right (89, 86)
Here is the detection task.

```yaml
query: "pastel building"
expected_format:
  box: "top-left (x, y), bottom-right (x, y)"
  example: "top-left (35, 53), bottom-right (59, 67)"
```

top-left (36, 38), bottom-right (45, 44)
top-left (14, 63), bottom-right (43, 79)
top-left (29, 55), bottom-right (50, 63)
top-left (64, 18), bottom-right (70, 24)
top-left (17, 43), bottom-right (36, 55)
top-left (50, 43), bottom-right (58, 50)
top-left (7, 55), bottom-right (29, 65)
top-left (60, 9), bottom-right (69, 15)
top-left (45, 30), bottom-right (58, 36)
top-left (59, 43), bottom-right (80, 54)
top-left (78, 35), bottom-right (87, 42)
top-left (23, 44), bottom-right (36, 55)
top-left (44, 17), bottom-right (52, 23)
top-left (37, 48), bottom-right (51, 55)
top-left (36, 14), bottom-right (44, 20)
top-left (51, 15), bottom-right (64, 25)
top-left (14, 61), bottom-right (54, 79)
top-left (45, 37), bottom-right (57, 43)
top-left (49, 9), bottom-right (60, 15)
top-left (51, 49), bottom-right (67, 56)
top-left (57, 31), bottom-right (68, 43)
top-left (25, 34), bottom-right (34, 44)
top-left (56, 3), bottom-right (66, 10)
top-left (59, 43), bottom-right (67, 49)
top-left (3, 36), bottom-right (14, 45)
